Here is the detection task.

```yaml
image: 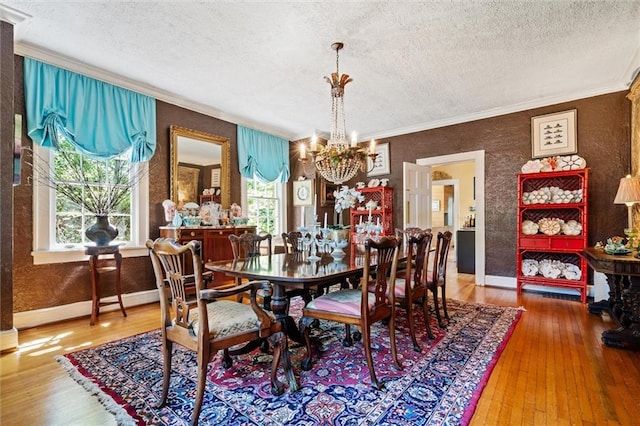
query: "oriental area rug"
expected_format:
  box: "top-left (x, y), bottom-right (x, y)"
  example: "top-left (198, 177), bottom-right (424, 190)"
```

top-left (56, 299), bottom-right (522, 425)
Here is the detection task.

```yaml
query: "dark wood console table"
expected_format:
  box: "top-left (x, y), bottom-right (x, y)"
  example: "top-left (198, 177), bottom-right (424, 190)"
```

top-left (583, 247), bottom-right (640, 348)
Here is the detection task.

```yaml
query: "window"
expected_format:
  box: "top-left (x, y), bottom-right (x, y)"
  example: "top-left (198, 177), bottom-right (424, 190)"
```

top-left (243, 177), bottom-right (286, 236)
top-left (32, 144), bottom-right (149, 264)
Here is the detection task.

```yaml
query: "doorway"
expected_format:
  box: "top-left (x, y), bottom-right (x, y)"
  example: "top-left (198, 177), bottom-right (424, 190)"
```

top-left (414, 150), bottom-right (485, 285)
top-left (431, 179), bottom-right (460, 259)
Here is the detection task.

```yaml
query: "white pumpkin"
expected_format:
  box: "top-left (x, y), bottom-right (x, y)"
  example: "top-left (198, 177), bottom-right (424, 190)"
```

top-left (561, 220), bottom-right (582, 236)
top-left (522, 220), bottom-right (539, 235)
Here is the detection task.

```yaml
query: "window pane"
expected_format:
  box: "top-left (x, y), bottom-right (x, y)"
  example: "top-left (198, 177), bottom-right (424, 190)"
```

top-left (246, 178), bottom-right (280, 235)
top-left (56, 214), bottom-right (82, 244)
top-left (53, 150), bottom-right (133, 247)
top-left (56, 186), bottom-right (83, 212)
top-left (110, 215), bottom-right (131, 241)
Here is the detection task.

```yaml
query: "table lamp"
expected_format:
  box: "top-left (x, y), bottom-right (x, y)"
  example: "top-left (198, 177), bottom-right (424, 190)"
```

top-left (613, 174), bottom-right (640, 248)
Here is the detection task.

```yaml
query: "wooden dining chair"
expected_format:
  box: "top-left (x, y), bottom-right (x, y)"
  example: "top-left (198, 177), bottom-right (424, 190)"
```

top-left (147, 238), bottom-right (293, 426)
top-left (229, 232), bottom-right (273, 304)
top-left (230, 231), bottom-right (272, 259)
top-left (394, 227), bottom-right (430, 272)
top-left (427, 230), bottom-right (453, 328)
top-left (299, 236), bottom-right (402, 390)
top-left (393, 230), bottom-right (435, 351)
top-left (281, 231), bottom-right (305, 254)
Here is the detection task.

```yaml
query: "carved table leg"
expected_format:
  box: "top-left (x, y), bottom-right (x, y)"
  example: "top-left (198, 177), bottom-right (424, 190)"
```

top-left (270, 283), bottom-right (305, 345)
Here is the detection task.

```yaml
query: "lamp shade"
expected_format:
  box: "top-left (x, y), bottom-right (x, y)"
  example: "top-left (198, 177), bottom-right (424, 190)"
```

top-left (613, 175), bottom-right (640, 205)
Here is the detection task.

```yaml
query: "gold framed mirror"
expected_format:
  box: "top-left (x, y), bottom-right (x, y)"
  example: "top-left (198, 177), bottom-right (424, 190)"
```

top-left (170, 125), bottom-right (231, 208)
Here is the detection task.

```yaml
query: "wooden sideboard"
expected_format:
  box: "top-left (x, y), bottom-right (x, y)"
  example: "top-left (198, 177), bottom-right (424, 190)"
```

top-left (159, 225), bottom-right (256, 285)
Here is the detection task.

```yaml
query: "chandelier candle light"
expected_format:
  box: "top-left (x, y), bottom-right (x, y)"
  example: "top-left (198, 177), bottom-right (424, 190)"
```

top-left (300, 42), bottom-right (378, 184)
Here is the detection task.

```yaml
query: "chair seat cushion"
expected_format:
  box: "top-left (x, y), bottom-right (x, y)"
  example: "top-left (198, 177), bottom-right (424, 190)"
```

top-left (393, 278), bottom-right (413, 297)
top-left (305, 289), bottom-right (375, 316)
top-left (188, 300), bottom-right (274, 339)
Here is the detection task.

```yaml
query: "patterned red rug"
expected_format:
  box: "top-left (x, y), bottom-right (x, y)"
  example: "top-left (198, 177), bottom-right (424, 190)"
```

top-left (56, 298), bottom-right (522, 425)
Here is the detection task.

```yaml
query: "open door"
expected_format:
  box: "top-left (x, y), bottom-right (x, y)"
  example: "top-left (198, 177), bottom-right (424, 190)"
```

top-left (403, 162), bottom-right (432, 230)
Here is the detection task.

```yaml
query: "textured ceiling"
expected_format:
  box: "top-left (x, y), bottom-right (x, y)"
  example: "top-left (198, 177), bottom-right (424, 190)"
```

top-left (2, 1), bottom-right (640, 142)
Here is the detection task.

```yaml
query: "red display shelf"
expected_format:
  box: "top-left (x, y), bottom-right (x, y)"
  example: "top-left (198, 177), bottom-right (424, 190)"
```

top-left (350, 186), bottom-right (394, 239)
top-left (516, 169), bottom-right (589, 303)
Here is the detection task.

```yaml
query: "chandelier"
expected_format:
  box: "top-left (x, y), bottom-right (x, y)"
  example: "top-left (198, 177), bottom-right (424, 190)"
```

top-left (301, 42), bottom-right (378, 185)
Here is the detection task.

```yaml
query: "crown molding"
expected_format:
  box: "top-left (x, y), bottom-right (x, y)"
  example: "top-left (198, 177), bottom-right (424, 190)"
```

top-left (0, 4), bottom-right (30, 25)
top-left (357, 83), bottom-right (631, 142)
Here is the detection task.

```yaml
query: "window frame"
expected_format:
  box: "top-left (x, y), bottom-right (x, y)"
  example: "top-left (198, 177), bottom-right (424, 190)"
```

top-left (241, 176), bottom-right (287, 239)
top-left (31, 144), bottom-right (149, 265)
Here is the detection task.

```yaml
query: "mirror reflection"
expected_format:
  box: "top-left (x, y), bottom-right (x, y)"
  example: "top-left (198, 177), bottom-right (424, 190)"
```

top-left (170, 125), bottom-right (230, 209)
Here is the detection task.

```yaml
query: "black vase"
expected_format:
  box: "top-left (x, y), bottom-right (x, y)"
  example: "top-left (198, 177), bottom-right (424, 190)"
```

top-left (85, 215), bottom-right (118, 246)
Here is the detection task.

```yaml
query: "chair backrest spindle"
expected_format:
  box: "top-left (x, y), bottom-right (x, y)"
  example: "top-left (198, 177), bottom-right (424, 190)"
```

top-left (230, 232), bottom-right (272, 259)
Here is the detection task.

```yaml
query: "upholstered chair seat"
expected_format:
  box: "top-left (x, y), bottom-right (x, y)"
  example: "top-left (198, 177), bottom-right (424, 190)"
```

top-left (188, 300), bottom-right (276, 339)
top-left (305, 289), bottom-right (377, 316)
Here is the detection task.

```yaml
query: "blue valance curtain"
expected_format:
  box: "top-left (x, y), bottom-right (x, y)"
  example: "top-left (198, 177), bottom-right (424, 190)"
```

top-left (24, 57), bottom-right (156, 162)
top-left (237, 126), bottom-right (290, 183)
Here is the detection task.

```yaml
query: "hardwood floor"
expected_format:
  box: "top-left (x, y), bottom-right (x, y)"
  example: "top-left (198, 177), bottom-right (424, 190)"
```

top-left (2, 266), bottom-right (639, 425)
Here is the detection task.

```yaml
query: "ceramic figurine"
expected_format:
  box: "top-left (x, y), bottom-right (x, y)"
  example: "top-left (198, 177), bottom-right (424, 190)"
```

top-left (162, 199), bottom-right (176, 224)
top-left (230, 203), bottom-right (242, 218)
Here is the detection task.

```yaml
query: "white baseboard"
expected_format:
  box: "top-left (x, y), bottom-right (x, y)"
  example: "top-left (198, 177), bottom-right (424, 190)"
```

top-left (13, 289), bottom-right (159, 330)
top-left (0, 328), bottom-right (19, 352)
top-left (484, 275), bottom-right (516, 288)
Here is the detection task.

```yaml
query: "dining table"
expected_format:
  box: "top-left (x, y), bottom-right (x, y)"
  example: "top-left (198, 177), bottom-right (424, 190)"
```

top-left (205, 251), bottom-right (367, 344)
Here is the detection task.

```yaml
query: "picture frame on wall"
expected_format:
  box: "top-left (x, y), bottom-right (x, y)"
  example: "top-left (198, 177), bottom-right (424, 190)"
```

top-left (367, 142), bottom-right (391, 176)
top-left (211, 168), bottom-right (221, 187)
top-left (293, 179), bottom-right (314, 206)
top-left (531, 109), bottom-right (577, 158)
top-left (320, 180), bottom-right (338, 206)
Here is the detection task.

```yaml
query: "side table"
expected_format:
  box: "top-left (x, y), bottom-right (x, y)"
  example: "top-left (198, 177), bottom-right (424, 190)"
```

top-left (86, 244), bottom-right (127, 325)
top-left (583, 247), bottom-right (640, 348)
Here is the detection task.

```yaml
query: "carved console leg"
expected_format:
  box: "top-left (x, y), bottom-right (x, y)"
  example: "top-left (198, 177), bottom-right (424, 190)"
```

top-left (602, 276), bottom-right (640, 349)
top-left (618, 276), bottom-right (633, 327)
top-left (612, 275), bottom-right (627, 321)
